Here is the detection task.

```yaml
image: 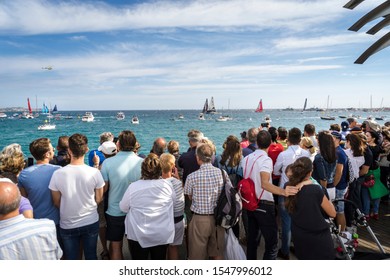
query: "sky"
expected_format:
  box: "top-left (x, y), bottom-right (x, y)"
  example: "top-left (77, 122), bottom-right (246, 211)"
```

top-left (0, 0), bottom-right (390, 111)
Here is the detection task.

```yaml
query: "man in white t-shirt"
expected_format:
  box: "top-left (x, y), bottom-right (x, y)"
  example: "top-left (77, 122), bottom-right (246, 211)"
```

top-left (49, 133), bottom-right (104, 260)
top-left (244, 130), bottom-right (299, 260)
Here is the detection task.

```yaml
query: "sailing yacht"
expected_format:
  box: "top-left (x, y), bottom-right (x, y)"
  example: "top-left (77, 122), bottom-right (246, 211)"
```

top-left (206, 97), bottom-right (217, 114)
top-left (320, 95), bottom-right (335, 120)
top-left (302, 98), bottom-right (307, 113)
top-left (255, 99), bottom-right (263, 113)
top-left (21, 98), bottom-right (34, 119)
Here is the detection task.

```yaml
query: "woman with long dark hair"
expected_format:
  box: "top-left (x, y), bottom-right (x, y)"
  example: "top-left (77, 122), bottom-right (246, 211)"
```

top-left (286, 157), bottom-right (336, 260)
top-left (312, 131), bottom-right (337, 200)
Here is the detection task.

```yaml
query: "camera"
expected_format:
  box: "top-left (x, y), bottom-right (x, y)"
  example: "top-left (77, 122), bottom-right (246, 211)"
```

top-left (261, 122), bottom-right (269, 128)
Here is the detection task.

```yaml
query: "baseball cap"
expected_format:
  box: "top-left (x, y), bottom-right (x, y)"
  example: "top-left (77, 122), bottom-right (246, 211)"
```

top-left (341, 121), bottom-right (349, 132)
top-left (98, 141), bottom-right (117, 155)
top-left (330, 131), bottom-right (342, 140)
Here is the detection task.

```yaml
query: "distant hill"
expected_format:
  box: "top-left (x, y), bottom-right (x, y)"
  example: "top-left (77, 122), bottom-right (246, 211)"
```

top-left (0, 107), bottom-right (26, 112)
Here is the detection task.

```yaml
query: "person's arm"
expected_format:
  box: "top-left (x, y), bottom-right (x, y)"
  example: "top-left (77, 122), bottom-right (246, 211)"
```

top-left (333, 163), bottom-right (344, 187)
top-left (19, 187), bottom-right (28, 198)
top-left (359, 164), bottom-right (369, 177)
top-left (273, 154), bottom-right (283, 176)
top-left (260, 171), bottom-right (298, 197)
top-left (51, 190), bottom-right (61, 208)
top-left (95, 187), bottom-right (104, 205)
top-left (22, 209), bottom-right (33, 218)
top-left (321, 195), bottom-right (336, 218)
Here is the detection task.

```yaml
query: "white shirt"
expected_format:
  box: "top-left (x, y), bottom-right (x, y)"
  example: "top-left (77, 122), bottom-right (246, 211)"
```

top-left (49, 164), bottom-right (105, 229)
top-left (243, 149), bottom-right (274, 202)
top-left (273, 145), bottom-right (311, 188)
top-left (344, 149), bottom-right (365, 179)
top-left (119, 179), bottom-right (176, 248)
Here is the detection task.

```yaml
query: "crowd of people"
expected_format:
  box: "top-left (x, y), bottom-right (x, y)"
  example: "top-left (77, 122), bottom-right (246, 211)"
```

top-left (0, 117), bottom-right (389, 260)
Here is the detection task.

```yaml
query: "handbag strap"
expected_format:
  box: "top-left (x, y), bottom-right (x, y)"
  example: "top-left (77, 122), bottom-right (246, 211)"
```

top-left (244, 154), bottom-right (263, 178)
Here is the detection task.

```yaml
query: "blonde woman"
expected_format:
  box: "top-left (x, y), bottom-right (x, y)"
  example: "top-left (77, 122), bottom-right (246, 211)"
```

top-left (300, 137), bottom-right (317, 162)
top-left (0, 144), bottom-right (33, 218)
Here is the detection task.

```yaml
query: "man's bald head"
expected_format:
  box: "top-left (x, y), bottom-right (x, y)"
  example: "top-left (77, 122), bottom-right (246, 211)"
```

top-left (0, 180), bottom-right (21, 216)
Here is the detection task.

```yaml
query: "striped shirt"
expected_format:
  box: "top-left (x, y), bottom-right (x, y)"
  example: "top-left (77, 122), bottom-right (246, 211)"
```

top-left (184, 163), bottom-right (225, 215)
top-left (166, 177), bottom-right (185, 217)
top-left (0, 215), bottom-right (62, 260)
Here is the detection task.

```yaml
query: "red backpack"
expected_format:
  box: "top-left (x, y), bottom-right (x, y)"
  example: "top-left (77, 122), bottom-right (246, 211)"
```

top-left (238, 154), bottom-right (264, 211)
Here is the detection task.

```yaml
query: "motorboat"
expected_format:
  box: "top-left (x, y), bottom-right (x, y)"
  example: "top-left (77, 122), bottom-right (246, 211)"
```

top-left (216, 115), bottom-right (232, 122)
top-left (38, 123), bottom-right (56, 130)
top-left (116, 112), bottom-right (125, 120)
top-left (81, 112), bottom-right (94, 122)
top-left (131, 115), bottom-right (139, 124)
top-left (320, 116), bottom-right (336, 120)
top-left (0, 112), bottom-right (7, 118)
top-left (198, 113), bottom-right (205, 120)
top-left (38, 119), bottom-right (56, 130)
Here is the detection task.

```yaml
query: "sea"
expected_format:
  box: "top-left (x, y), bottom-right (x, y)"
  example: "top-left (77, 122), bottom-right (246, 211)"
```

top-left (0, 109), bottom-right (387, 159)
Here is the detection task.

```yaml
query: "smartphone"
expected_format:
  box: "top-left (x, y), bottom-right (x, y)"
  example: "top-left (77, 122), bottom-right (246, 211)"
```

top-left (27, 157), bottom-right (34, 167)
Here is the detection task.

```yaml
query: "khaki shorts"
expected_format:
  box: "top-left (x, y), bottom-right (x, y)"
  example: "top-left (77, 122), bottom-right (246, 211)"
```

top-left (188, 214), bottom-right (225, 259)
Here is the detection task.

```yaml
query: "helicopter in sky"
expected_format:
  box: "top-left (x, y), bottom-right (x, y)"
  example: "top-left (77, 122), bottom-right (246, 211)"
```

top-left (42, 66), bottom-right (53, 70)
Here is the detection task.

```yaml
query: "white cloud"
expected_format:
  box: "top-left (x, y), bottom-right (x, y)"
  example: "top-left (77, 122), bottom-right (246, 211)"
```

top-left (0, 0), bottom-right (348, 35)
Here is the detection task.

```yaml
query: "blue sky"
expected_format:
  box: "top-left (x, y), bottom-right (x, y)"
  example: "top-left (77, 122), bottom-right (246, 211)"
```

top-left (0, 0), bottom-right (389, 110)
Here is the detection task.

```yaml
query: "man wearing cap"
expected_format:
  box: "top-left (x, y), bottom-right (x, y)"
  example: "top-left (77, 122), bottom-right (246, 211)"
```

top-left (88, 132), bottom-right (114, 167)
top-left (331, 131), bottom-right (349, 232)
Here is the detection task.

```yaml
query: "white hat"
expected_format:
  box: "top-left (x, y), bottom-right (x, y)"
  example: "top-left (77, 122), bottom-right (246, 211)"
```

top-left (98, 141), bottom-right (117, 155)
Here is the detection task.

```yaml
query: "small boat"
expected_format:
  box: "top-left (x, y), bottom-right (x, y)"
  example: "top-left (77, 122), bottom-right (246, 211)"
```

top-left (116, 112), bottom-right (125, 120)
top-left (320, 116), bottom-right (336, 120)
top-left (375, 116), bottom-right (385, 121)
top-left (198, 113), bottom-right (205, 120)
top-left (0, 112), bottom-right (7, 118)
top-left (131, 115), bottom-right (139, 124)
top-left (81, 112), bottom-right (94, 122)
top-left (216, 116), bottom-right (228, 122)
top-left (38, 119), bottom-right (56, 130)
top-left (178, 114), bottom-right (184, 119)
top-left (64, 115), bottom-right (73, 119)
top-left (264, 115), bottom-right (272, 123)
top-left (339, 115), bottom-right (347, 119)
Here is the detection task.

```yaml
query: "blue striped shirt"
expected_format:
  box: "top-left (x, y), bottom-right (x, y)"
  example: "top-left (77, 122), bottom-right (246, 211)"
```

top-left (0, 215), bottom-right (62, 260)
top-left (184, 163), bottom-right (225, 215)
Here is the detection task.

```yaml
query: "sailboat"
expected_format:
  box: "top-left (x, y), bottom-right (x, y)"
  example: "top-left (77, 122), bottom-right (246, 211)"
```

top-left (255, 99), bottom-right (263, 113)
top-left (207, 97), bottom-right (216, 114)
top-left (41, 103), bottom-right (50, 115)
top-left (21, 98), bottom-right (34, 119)
top-left (320, 95), bottom-right (335, 120)
top-left (202, 99), bottom-right (208, 114)
top-left (52, 105), bottom-right (58, 113)
top-left (302, 98), bottom-right (307, 112)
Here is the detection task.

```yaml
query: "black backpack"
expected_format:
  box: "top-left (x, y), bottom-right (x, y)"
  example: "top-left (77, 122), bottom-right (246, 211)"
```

top-left (224, 164), bottom-right (242, 188)
top-left (214, 169), bottom-right (242, 229)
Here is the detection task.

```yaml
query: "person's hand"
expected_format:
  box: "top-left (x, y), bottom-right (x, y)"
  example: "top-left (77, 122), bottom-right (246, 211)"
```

top-left (93, 151), bottom-right (100, 167)
top-left (283, 185), bottom-right (299, 197)
top-left (172, 167), bottom-right (179, 179)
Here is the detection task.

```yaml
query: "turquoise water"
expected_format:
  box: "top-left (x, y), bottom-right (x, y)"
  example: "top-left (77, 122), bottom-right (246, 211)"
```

top-left (0, 109), bottom-right (386, 158)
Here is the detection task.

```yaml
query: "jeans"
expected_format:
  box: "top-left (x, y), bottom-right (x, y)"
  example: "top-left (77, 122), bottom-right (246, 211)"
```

top-left (278, 196), bottom-right (291, 256)
top-left (246, 203), bottom-right (278, 260)
top-left (361, 187), bottom-right (380, 215)
top-left (60, 221), bottom-right (99, 260)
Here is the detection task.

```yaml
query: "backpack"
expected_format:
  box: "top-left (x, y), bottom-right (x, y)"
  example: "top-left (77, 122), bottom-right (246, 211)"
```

top-left (224, 164), bottom-right (242, 187)
top-left (214, 169), bottom-right (242, 229)
top-left (237, 154), bottom-right (263, 211)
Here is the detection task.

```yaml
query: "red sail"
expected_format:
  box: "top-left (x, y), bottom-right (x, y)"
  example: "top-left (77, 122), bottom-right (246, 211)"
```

top-left (255, 99), bottom-right (263, 112)
top-left (27, 98), bottom-right (32, 114)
